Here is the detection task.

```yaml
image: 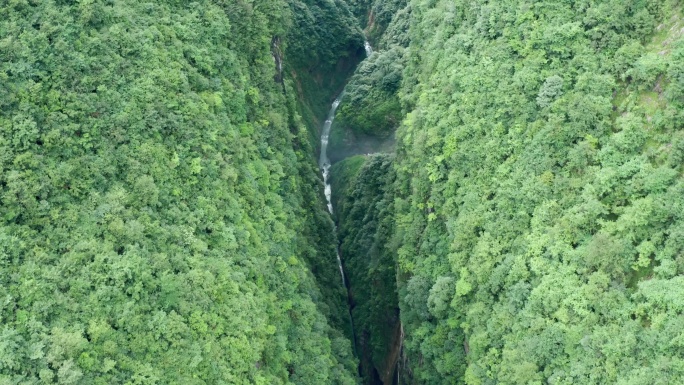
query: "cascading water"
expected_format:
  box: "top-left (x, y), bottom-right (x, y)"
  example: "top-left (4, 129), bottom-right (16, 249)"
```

top-left (319, 97), bottom-right (341, 215)
top-left (318, 95), bottom-right (347, 283)
top-left (319, 94), bottom-right (358, 356)
top-left (365, 40), bottom-right (373, 56)
top-left (318, 39), bottom-right (374, 362)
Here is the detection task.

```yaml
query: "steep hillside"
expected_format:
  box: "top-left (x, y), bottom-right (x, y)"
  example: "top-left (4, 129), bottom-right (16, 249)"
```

top-left (330, 0), bottom-right (684, 384)
top-left (286, 0), bottom-right (366, 146)
top-left (3, 0), bottom-right (684, 384)
top-left (332, 154), bottom-right (399, 385)
top-left (394, 0), bottom-right (684, 383)
top-left (328, 0), bottom-right (409, 162)
top-left (0, 1), bottom-right (361, 383)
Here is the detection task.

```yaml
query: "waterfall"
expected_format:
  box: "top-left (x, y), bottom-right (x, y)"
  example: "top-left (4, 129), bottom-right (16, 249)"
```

top-left (318, 95), bottom-right (347, 285)
top-left (318, 93), bottom-right (347, 287)
top-left (318, 39), bottom-right (375, 362)
top-left (365, 40), bottom-right (373, 56)
top-left (319, 97), bottom-right (342, 215)
top-left (319, 95), bottom-right (357, 356)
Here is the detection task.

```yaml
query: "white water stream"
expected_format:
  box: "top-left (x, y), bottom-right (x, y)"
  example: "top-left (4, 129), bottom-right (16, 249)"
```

top-left (364, 40), bottom-right (373, 56)
top-left (318, 95), bottom-right (346, 284)
top-left (319, 97), bottom-right (341, 215)
top-left (318, 39), bottom-right (373, 360)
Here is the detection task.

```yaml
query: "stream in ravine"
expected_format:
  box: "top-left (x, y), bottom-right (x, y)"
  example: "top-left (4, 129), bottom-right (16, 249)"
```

top-left (318, 40), bottom-right (374, 359)
top-left (319, 39), bottom-right (404, 385)
top-left (319, 39), bottom-right (373, 281)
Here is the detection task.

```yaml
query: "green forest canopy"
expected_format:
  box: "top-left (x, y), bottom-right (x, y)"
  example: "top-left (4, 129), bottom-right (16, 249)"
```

top-left (0, 0), bottom-right (363, 384)
top-left (389, 0), bottom-right (684, 383)
top-left (328, 0), bottom-right (684, 384)
top-left (2, 0), bottom-right (684, 384)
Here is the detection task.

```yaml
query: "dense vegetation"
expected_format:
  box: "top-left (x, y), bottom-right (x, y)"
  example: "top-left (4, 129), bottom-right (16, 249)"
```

top-left (345, 0), bottom-right (407, 45)
top-left (0, 0), bottom-right (363, 383)
top-left (286, 0), bottom-right (366, 146)
top-left (329, 0), bottom-right (684, 384)
top-left (391, 0), bottom-right (684, 383)
top-left (329, 0), bottom-right (409, 162)
top-left (331, 154), bottom-right (399, 385)
top-left (3, 0), bottom-right (684, 384)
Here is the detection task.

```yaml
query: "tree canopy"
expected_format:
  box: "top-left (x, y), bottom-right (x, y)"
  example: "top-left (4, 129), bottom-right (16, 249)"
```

top-left (3, 0), bottom-right (684, 384)
top-left (0, 0), bottom-right (363, 383)
top-left (389, 0), bottom-right (684, 383)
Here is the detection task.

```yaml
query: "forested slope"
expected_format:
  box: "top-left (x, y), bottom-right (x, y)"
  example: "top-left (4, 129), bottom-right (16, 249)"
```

top-left (392, 0), bottom-right (684, 383)
top-left (0, 1), bottom-right (362, 383)
top-left (326, 3), bottom-right (410, 382)
top-left (331, 154), bottom-right (399, 384)
top-left (329, 0), bottom-right (409, 162)
top-left (4, 0), bottom-right (684, 384)
top-left (330, 0), bottom-right (684, 384)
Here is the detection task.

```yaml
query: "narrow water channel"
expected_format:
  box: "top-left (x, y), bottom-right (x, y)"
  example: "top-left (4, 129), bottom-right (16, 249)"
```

top-left (318, 93), bottom-right (357, 356)
top-left (318, 95), bottom-right (344, 273)
top-left (318, 40), bottom-right (373, 281)
top-left (318, 39), bottom-right (374, 364)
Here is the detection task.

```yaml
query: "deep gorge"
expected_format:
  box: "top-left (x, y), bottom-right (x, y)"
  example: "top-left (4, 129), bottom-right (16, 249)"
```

top-left (2, 0), bottom-right (684, 384)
